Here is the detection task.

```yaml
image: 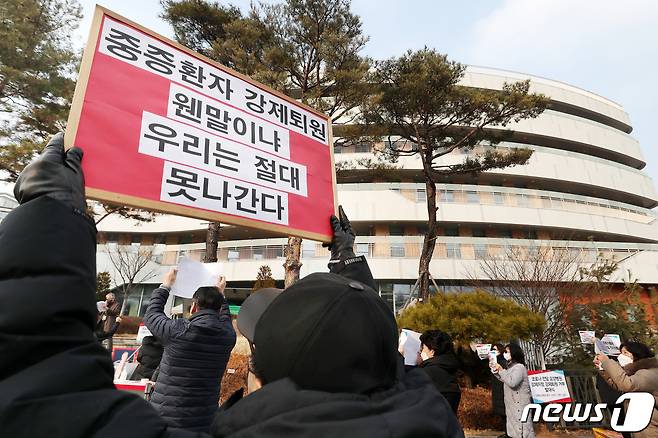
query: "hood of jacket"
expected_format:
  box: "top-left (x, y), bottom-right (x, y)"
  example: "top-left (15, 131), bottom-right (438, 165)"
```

top-left (420, 352), bottom-right (461, 373)
top-left (625, 356), bottom-right (658, 376)
top-left (211, 369), bottom-right (463, 438)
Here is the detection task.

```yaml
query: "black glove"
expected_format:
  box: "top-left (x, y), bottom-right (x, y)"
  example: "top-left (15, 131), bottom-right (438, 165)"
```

top-left (14, 132), bottom-right (86, 211)
top-left (324, 205), bottom-right (356, 266)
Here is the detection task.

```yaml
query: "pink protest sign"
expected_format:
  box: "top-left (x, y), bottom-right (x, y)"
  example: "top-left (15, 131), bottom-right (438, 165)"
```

top-left (67, 7), bottom-right (336, 241)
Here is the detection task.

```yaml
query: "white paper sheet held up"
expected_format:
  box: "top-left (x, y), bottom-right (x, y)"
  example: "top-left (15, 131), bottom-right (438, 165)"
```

top-left (171, 258), bottom-right (224, 298)
top-left (398, 329), bottom-right (422, 366)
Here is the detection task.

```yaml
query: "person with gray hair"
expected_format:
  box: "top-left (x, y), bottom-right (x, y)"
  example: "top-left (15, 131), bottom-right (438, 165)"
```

top-left (101, 292), bottom-right (121, 351)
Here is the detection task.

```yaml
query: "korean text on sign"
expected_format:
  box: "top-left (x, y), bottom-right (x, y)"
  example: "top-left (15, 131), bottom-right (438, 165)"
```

top-left (67, 7), bottom-right (335, 241)
top-left (98, 17), bottom-right (328, 144)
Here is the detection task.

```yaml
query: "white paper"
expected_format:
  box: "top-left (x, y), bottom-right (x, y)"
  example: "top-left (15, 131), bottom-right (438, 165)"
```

top-left (579, 330), bottom-right (595, 344)
top-left (398, 329), bottom-right (422, 366)
top-left (136, 325), bottom-right (153, 342)
top-left (601, 334), bottom-right (621, 356)
top-left (475, 343), bottom-right (493, 360)
top-left (171, 258), bottom-right (224, 298)
top-left (594, 334), bottom-right (621, 356)
top-left (97, 301), bottom-right (108, 312)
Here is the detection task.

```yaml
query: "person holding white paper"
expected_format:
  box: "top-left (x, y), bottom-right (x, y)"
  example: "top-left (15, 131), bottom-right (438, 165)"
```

top-left (145, 270), bottom-right (236, 433)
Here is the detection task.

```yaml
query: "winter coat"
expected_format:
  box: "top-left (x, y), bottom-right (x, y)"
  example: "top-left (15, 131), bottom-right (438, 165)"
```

top-left (600, 357), bottom-right (658, 438)
top-left (132, 336), bottom-right (164, 381)
top-left (418, 352), bottom-right (462, 396)
top-left (211, 368), bottom-right (464, 437)
top-left (145, 287), bottom-right (236, 433)
top-left (491, 355), bottom-right (508, 416)
top-left (0, 196), bottom-right (203, 438)
top-left (495, 363), bottom-right (536, 438)
top-left (94, 316), bottom-right (120, 341)
top-left (103, 300), bottom-right (121, 332)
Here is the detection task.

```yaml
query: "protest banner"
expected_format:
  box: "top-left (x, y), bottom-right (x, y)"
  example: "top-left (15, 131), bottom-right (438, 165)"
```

top-left (66, 6), bottom-right (336, 241)
top-left (527, 369), bottom-right (572, 404)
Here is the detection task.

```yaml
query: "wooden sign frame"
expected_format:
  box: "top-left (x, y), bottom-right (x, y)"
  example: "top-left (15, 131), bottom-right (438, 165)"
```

top-left (66, 5), bottom-right (337, 242)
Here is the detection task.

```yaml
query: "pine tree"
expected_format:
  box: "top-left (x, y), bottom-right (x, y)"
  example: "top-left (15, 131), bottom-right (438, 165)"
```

top-left (358, 49), bottom-right (548, 301)
top-left (253, 265), bottom-right (276, 291)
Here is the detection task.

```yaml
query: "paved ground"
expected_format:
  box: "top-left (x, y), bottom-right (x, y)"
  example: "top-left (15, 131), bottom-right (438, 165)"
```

top-left (464, 427), bottom-right (595, 437)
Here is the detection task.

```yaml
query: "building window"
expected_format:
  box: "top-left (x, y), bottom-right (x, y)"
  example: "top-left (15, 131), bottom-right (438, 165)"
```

top-left (253, 246), bottom-right (264, 260)
top-left (440, 190), bottom-right (455, 202)
top-left (444, 226), bottom-right (459, 237)
top-left (355, 143), bottom-right (371, 153)
top-left (355, 243), bottom-right (369, 256)
top-left (228, 249), bottom-right (239, 262)
top-left (493, 192), bottom-right (504, 205)
top-left (265, 245), bottom-right (284, 259)
top-left (416, 189), bottom-right (427, 202)
top-left (390, 244), bottom-right (405, 257)
top-left (517, 194), bottom-right (529, 207)
top-left (498, 229), bottom-right (512, 239)
top-left (474, 244), bottom-right (488, 259)
top-left (389, 225), bottom-right (404, 236)
top-left (466, 191), bottom-right (479, 203)
top-left (472, 228), bottom-right (485, 238)
top-left (446, 243), bottom-right (461, 259)
top-left (179, 234), bottom-right (195, 244)
top-left (177, 250), bottom-right (189, 263)
top-left (302, 241), bottom-right (315, 258)
top-left (333, 145), bottom-right (342, 154)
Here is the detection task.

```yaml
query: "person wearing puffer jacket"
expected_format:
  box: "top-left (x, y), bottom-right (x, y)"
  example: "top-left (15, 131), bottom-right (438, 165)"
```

top-left (596, 341), bottom-right (658, 438)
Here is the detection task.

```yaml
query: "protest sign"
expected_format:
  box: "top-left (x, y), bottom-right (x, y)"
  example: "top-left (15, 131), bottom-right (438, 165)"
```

top-left (171, 258), bottom-right (224, 298)
top-left (398, 329), bottom-right (422, 366)
top-left (97, 301), bottom-right (107, 312)
top-left (136, 324), bottom-right (152, 342)
top-left (600, 334), bottom-right (621, 356)
top-left (66, 6), bottom-right (336, 241)
top-left (475, 343), bottom-right (493, 360)
top-left (579, 330), bottom-right (595, 344)
top-left (527, 370), bottom-right (572, 403)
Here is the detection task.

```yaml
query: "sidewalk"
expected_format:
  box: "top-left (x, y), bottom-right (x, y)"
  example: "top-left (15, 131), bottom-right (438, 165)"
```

top-left (464, 428), bottom-right (594, 437)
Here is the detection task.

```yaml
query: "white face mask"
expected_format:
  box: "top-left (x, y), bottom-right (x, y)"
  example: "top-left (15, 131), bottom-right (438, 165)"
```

top-left (617, 354), bottom-right (633, 367)
top-left (503, 352), bottom-right (512, 361)
top-left (420, 351), bottom-right (431, 361)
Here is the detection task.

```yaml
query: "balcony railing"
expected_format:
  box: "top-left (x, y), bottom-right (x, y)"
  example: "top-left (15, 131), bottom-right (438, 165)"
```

top-left (144, 236), bottom-right (658, 265)
top-left (338, 182), bottom-right (656, 224)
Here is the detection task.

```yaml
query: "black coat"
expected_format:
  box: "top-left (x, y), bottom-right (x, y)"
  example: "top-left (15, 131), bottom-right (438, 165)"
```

top-left (0, 196), bottom-right (203, 438)
top-left (212, 369), bottom-right (464, 437)
top-left (491, 355), bottom-right (508, 416)
top-left (145, 287), bottom-right (236, 432)
top-left (418, 353), bottom-right (462, 395)
top-left (133, 336), bottom-right (164, 381)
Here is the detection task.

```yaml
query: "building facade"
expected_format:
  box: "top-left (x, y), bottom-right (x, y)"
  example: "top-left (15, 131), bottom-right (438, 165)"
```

top-left (92, 66), bottom-right (658, 317)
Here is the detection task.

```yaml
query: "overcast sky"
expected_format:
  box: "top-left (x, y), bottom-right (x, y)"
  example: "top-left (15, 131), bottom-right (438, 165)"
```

top-left (64, 0), bottom-right (657, 196)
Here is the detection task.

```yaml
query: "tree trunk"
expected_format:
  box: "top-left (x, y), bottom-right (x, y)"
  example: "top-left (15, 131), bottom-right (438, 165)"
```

top-left (419, 176), bottom-right (438, 303)
top-left (204, 222), bottom-right (221, 263)
top-left (284, 236), bottom-right (302, 287)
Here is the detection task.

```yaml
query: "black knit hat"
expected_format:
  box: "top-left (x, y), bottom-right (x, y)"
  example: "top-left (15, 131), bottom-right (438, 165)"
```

top-left (238, 272), bottom-right (399, 394)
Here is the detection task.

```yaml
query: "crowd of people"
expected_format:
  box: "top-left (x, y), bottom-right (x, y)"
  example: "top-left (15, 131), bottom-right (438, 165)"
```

top-left (1, 133), bottom-right (657, 438)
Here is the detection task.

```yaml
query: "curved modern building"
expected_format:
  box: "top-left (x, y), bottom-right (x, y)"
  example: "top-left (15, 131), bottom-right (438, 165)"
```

top-left (92, 66), bottom-right (658, 318)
